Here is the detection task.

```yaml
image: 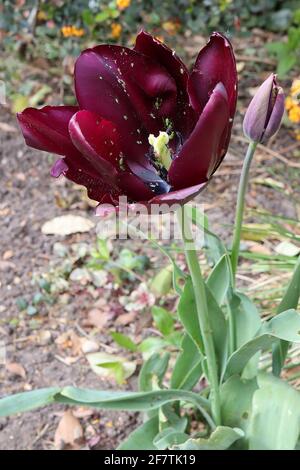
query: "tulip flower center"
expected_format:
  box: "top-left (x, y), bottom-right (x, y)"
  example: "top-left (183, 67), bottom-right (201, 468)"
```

top-left (148, 131), bottom-right (172, 171)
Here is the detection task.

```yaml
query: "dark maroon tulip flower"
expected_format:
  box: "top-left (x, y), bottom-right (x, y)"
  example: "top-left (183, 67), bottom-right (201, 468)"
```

top-left (243, 73), bottom-right (284, 144)
top-left (17, 31), bottom-right (237, 210)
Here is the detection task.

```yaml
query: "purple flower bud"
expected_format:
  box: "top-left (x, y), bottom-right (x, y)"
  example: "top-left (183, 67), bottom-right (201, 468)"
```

top-left (243, 74), bottom-right (285, 144)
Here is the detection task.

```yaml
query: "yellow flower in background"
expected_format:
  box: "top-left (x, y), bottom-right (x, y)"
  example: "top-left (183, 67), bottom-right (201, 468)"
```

top-left (61, 25), bottom-right (85, 38)
top-left (291, 79), bottom-right (300, 97)
top-left (37, 10), bottom-right (47, 21)
top-left (116, 0), bottom-right (131, 10)
top-left (162, 20), bottom-right (181, 35)
top-left (285, 78), bottom-right (300, 125)
top-left (111, 23), bottom-right (122, 40)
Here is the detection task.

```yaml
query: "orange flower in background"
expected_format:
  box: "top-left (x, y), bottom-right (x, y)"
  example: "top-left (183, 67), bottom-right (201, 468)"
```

top-left (116, 0), bottom-right (131, 10)
top-left (162, 19), bottom-right (181, 35)
top-left (285, 78), bottom-right (300, 124)
top-left (61, 25), bottom-right (85, 38)
top-left (111, 22), bottom-right (122, 40)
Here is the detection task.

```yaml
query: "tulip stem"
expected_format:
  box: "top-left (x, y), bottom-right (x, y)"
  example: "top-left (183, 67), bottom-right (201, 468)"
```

top-left (177, 206), bottom-right (221, 426)
top-left (231, 141), bottom-right (257, 284)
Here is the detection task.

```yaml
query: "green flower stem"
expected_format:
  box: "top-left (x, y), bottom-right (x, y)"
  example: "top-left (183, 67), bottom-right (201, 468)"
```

top-left (231, 141), bottom-right (258, 284)
top-left (177, 206), bottom-right (221, 426)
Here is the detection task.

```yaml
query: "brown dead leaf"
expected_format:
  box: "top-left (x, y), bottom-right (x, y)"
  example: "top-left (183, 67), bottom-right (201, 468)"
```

top-left (6, 362), bottom-right (26, 379)
top-left (115, 311), bottom-right (137, 326)
top-left (54, 410), bottom-right (84, 449)
top-left (2, 250), bottom-right (13, 260)
top-left (247, 243), bottom-right (272, 255)
top-left (0, 122), bottom-right (18, 133)
top-left (73, 407), bottom-right (94, 419)
top-left (87, 308), bottom-right (109, 331)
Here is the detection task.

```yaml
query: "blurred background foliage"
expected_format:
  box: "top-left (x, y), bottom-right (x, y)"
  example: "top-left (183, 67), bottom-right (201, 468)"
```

top-left (0, 0), bottom-right (299, 69)
top-left (0, 0), bottom-right (299, 122)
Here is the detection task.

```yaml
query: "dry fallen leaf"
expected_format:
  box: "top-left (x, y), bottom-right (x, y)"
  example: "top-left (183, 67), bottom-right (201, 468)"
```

top-left (0, 122), bottom-right (18, 133)
top-left (6, 362), bottom-right (26, 379)
top-left (87, 308), bottom-right (110, 331)
top-left (2, 250), bottom-right (14, 260)
top-left (115, 311), bottom-right (137, 326)
top-left (54, 410), bottom-right (84, 449)
top-left (41, 215), bottom-right (95, 236)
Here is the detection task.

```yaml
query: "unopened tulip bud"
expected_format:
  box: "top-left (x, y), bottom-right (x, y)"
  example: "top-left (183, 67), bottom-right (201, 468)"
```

top-left (243, 74), bottom-right (285, 144)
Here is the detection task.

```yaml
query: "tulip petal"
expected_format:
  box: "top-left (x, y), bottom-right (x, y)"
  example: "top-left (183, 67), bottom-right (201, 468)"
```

top-left (188, 33), bottom-right (237, 117)
top-left (134, 30), bottom-right (196, 138)
top-left (17, 106), bottom-right (79, 156)
top-left (69, 110), bottom-right (121, 185)
top-left (262, 88), bottom-right (285, 143)
top-left (168, 83), bottom-right (230, 189)
top-left (52, 156), bottom-right (119, 203)
top-left (148, 182), bottom-right (207, 206)
top-left (74, 45), bottom-right (177, 165)
top-left (118, 172), bottom-right (157, 202)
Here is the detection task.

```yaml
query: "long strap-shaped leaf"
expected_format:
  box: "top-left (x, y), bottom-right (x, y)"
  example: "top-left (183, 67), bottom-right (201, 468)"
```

top-left (0, 386), bottom-right (213, 427)
top-left (225, 309), bottom-right (300, 378)
top-left (272, 257), bottom-right (300, 375)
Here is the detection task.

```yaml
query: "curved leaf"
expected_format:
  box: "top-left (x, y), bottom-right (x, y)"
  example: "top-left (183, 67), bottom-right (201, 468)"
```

top-left (117, 416), bottom-right (159, 450)
top-left (225, 309), bottom-right (300, 378)
top-left (207, 254), bottom-right (231, 305)
top-left (171, 334), bottom-right (202, 390)
top-left (248, 373), bottom-right (300, 450)
top-left (273, 257), bottom-right (300, 375)
top-left (139, 352), bottom-right (170, 392)
top-left (0, 388), bottom-right (60, 417)
top-left (172, 426), bottom-right (244, 450)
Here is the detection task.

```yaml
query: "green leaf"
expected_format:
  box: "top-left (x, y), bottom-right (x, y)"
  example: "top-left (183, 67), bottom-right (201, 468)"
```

top-left (172, 426), bottom-right (244, 450)
top-left (0, 388), bottom-right (211, 424)
top-left (96, 238), bottom-right (111, 261)
top-left (138, 337), bottom-right (167, 360)
top-left (207, 254), bottom-right (231, 305)
top-left (150, 265), bottom-right (173, 296)
top-left (228, 291), bottom-right (261, 379)
top-left (186, 206), bottom-right (227, 265)
top-left (273, 257), bottom-right (300, 375)
top-left (86, 352), bottom-right (136, 384)
top-left (154, 428), bottom-right (189, 450)
top-left (177, 279), bottom-right (203, 351)
top-left (220, 375), bottom-right (257, 436)
top-left (117, 416), bottom-right (159, 450)
top-left (232, 291), bottom-right (261, 348)
top-left (277, 257), bottom-right (300, 313)
top-left (171, 334), bottom-right (202, 390)
top-left (111, 332), bottom-right (137, 352)
top-left (225, 309), bottom-right (300, 378)
top-left (248, 374), bottom-right (300, 450)
top-left (139, 352), bottom-right (170, 392)
top-left (178, 278), bottom-right (227, 377)
top-left (0, 388), bottom-right (60, 417)
top-left (151, 306), bottom-right (174, 336)
top-left (57, 387), bottom-right (210, 415)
